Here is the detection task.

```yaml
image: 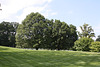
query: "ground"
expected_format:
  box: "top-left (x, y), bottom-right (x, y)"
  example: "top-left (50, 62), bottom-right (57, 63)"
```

top-left (0, 46), bottom-right (100, 67)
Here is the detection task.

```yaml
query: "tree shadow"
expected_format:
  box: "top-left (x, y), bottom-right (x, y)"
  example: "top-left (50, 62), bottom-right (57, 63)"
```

top-left (0, 46), bottom-right (10, 51)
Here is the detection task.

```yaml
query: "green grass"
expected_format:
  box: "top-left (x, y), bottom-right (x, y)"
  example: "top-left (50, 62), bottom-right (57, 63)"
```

top-left (0, 46), bottom-right (100, 67)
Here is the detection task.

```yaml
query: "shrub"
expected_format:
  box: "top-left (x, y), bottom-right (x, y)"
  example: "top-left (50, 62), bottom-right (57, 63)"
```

top-left (73, 37), bottom-right (94, 51)
top-left (90, 41), bottom-right (100, 52)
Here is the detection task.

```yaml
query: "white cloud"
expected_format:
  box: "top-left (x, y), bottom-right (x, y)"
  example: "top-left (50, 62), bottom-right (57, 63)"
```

top-left (0, 0), bottom-right (55, 23)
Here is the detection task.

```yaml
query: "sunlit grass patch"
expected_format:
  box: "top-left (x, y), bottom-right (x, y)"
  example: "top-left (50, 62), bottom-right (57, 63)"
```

top-left (0, 46), bottom-right (100, 67)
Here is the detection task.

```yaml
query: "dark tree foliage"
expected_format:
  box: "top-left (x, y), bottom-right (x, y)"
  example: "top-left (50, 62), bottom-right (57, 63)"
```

top-left (51, 20), bottom-right (78, 50)
top-left (69, 24), bottom-right (78, 49)
top-left (0, 21), bottom-right (19, 47)
top-left (16, 12), bottom-right (78, 50)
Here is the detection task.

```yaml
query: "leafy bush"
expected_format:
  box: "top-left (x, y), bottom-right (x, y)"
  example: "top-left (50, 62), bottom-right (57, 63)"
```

top-left (73, 37), bottom-right (94, 51)
top-left (90, 41), bottom-right (100, 52)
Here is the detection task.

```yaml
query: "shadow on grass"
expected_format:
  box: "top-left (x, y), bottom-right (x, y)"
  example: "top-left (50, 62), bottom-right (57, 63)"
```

top-left (0, 49), bottom-right (100, 67)
top-left (0, 46), bottom-right (10, 51)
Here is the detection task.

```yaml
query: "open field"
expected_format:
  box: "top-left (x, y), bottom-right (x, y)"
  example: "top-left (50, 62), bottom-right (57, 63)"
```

top-left (0, 46), bottom-right (100, 67)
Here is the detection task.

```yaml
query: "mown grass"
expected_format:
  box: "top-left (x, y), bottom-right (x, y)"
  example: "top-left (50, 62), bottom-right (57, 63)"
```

top-left (0, 46), bottom-right (100, 67)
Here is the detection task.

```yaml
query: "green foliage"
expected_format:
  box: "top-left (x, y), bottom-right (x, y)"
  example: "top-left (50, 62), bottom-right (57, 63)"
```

top-left (0, 21), bottom-right (19, 47)
top-left (16, 12), bottom-right (78, 50)
top-left (16, 12), bottom-right (51, 49)
top-left (52, 20), bottom-right (70, 50)
top-left (52, 20), bottom-right (78, 50)
top-left (90, 41), bottom-right (100, 52)
top-left (78, 23), bottom-right (95, 38)
top-left (69, 24), bottom-right (78, 48)
top-left (74, 37), bottom-right (94, 51)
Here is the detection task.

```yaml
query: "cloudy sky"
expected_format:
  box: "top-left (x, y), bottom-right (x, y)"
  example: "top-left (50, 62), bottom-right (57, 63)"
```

top-left (0, 0), bottom-right (100, 39)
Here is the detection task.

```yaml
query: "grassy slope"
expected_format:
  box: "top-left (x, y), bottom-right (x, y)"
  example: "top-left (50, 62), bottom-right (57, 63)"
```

top-left (0, 46), bottom-right (100, 67)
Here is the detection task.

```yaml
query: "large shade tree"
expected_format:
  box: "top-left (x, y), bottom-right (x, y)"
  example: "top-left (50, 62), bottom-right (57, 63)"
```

top-left (51, 20), bottom-right (78, 50)
top-left (16, 12), bottom-right (78, 50)
top-left (52, 20), bottom-right (69, 50)
top-left (16, 12), bottom-right (49, 49)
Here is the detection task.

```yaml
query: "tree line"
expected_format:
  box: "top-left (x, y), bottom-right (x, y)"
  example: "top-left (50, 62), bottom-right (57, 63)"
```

top-left (0, 21), bottom-right (19, 47)
top-left (0, 12), bottom-right (77, 50)
top-left (74, 23), bottom-right (100, 52)
top-left (0, 12), bottom-right (100, 51)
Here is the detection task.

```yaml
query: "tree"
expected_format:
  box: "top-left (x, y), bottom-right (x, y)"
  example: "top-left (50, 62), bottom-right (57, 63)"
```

top-left (16, 12), bottom-right (78, 50)
top-left (16, 24), bottom-right (26, 48)
top-left (52, 20), bottom-right (69, 50)
top-left (78, 23), bottom-right (95, 38)
top-left (96, 35), bottom-right (100, 41)
top-left (90, 41), bottom-right (100, 52)
top-left (0, 21), bottom-right (19, 47)
top-left (73, 37), bottom-right (94, 51)
top-left (69, 24), bottom-right (78, 48)
top-left (41, 19), bottom-right (53, 49)
top-left (51, 20), bottom-right (77, 50)
top-left (16, 12), bottom-right (48, 50)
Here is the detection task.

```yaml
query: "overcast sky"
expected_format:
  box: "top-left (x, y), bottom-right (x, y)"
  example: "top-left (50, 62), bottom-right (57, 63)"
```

top-left (0, 0), bottom-right (100, 39)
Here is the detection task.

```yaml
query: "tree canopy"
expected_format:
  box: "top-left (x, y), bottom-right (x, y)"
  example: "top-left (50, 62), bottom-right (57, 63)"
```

top-left (1, 12), bottom-right (98, 51)
top-left (74, 37), bottom-right (94, 51)
top-left (0, 21), bottom-right (19, 47)
top-left (78, 23), bottom-right (95, 38)
top-left (16, 12), bottom-right (78, 50)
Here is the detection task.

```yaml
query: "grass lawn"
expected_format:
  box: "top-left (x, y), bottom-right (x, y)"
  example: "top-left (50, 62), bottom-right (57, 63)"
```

top-left (0, 46), bottom-right (100, 67)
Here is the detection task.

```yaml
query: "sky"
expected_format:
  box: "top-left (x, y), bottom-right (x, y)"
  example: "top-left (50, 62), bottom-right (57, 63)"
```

top-left (0, 0), bottom-right (100, 39)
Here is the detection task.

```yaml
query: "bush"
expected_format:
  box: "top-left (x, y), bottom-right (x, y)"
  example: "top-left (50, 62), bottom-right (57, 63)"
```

top-left (73, 37), bottom-right (94, 51)
top-left (90, 41), bottom-right (100, 52)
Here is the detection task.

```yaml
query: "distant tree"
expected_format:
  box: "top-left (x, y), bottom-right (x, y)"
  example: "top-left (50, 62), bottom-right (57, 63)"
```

top-left (74, 37), bottom-right (94, 51)
top-left (96, 35), bottom-right (100, 41)
top-left (90, 41), bottom-right (100, 52)
top-left (78, 23), bottom-right (95, 38)
top-left (0, 21), bottom-right (19, 47)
